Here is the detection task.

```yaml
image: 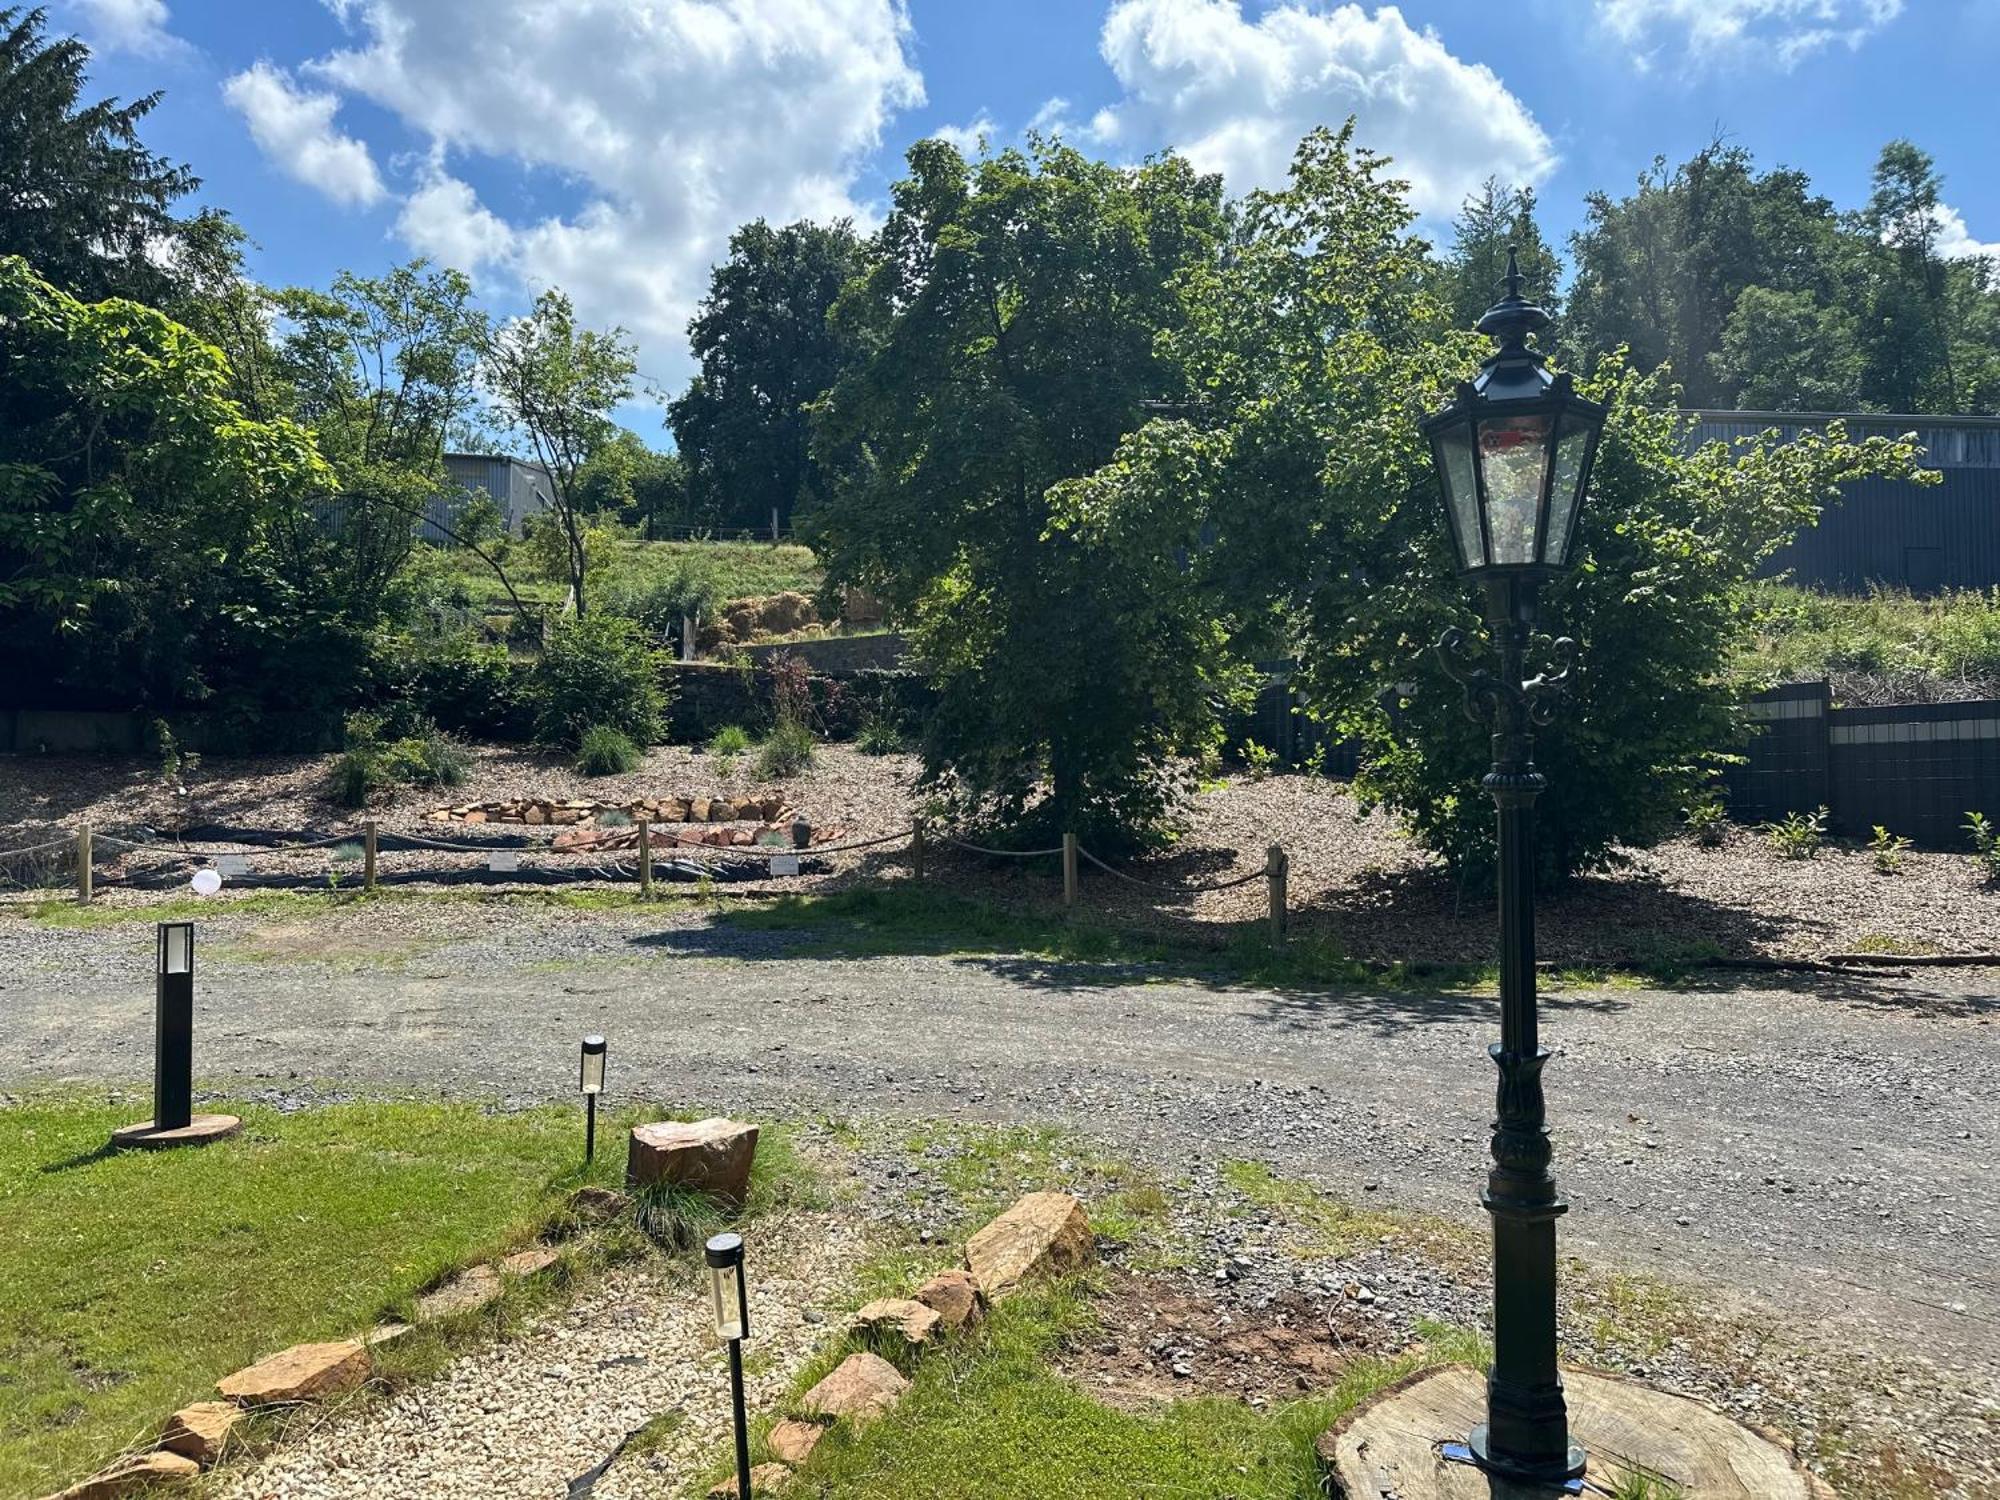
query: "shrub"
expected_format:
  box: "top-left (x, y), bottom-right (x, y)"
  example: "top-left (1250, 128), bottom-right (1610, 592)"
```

top-left (600, 554), bottom-right (725, 644)
top-left (1967, 811), bottom-right (2000, 883)
top-left (370, 628), bottom-right (528, 740)
top-left (334, 715), bottom-right (469, 806)
top-left (385, 726), bottom-right (470, 789)
top-left (708, 724), bottom-right (752, 758)
top-left (1684, 797), bottom-right (1728, 848)
top-left (1240, 740), bottom-right (1278, 781)
top-left (1762, 806), bottom-right (1828, 860)
top-left (333, 712), bottom-right (393, 808)
top-left (530, 614), bottom-right (668, 749)
top-left (1868, 824), bottom-right (1911, 875)
top-left (855, 711), bottom-right (904, 755)
top-left (756, 718), bottom-right (816, 780)
top-left (576, 724), bottom-right (641, 776)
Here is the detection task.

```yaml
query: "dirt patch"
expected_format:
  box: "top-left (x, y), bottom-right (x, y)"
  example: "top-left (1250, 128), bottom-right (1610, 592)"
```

top-left (1057, 1271), bottom-right (1409, 1409)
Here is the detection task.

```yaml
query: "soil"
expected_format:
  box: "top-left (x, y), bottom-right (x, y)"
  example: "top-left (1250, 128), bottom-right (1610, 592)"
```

top-left (2, 748), bottom-right (1995, 963)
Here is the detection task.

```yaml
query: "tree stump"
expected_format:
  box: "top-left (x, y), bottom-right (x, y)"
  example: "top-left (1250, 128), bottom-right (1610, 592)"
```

top-left (1318, 1365), bottom-right (1833, 1499)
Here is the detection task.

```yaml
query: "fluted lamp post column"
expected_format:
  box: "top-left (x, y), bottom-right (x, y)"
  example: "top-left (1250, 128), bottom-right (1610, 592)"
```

top-left (1420, 249), bottom-right (1606, 1484)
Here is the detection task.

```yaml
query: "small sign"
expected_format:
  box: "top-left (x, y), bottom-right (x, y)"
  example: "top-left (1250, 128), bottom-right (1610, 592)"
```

top-left (487, 850), bottom-right (520, 873)
top-left (216, 854), bottom-right (251, 877)
top-left (768, 853), bottom-right (800, 878)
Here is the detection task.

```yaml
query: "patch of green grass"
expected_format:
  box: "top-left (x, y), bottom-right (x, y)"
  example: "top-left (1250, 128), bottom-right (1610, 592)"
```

top-left (769, 1276), bottom-right (1486, 1500)
top-left (0, 1096), bottom-right (638, 1497)
top-left (1219, 1160), bottom-right (1412, 1259)
top-left (1607, 1465), bottom-right (1689, 1500)
top-left (1847, 932), bottom-right (1943, 957)
top-left (1742, 582), bottom-right (2000, 699)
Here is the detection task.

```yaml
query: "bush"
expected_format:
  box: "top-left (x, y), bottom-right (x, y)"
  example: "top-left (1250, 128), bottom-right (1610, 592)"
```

top-left (1869, 824), bottom-right (1911, 875)
top-left (334, 714), bottom-right (470, 806)
top-left (370, 628), bottom-right (529, 741)
top-left (576, 724), bottom-right (641, 776)
top-left (1684, 797), bottom-right (1728, 848)
top-left (530, 614), bottom-right (669, 749)
top-left (1967, 812), bottom-right (2000, 883)
top-left (386, 725), bottom-right (471, 789)
top-left (756, 718), bottom-right (816, 780)
top-left (600, 554), bottom-right (725, 644)
top-left (708, 724), bottom-right (752, 757)
top-left (1762, 806), bottom-right (1828, 860)
top-left (855, 712), bottom-right (904, 755)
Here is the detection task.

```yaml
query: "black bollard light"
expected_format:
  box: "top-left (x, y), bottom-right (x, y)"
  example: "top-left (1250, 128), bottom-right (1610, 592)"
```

top-left (1420, 248), bottom-right (1606, 1483)
top-left (111, 920), bottom-right (240, 1149)
top-left (155, 921), bottom-right (195, 1131)
top-left (579, 1034), bottom-right (606, 1164)
top-left (707, 1232), bottom-right (753, 1499)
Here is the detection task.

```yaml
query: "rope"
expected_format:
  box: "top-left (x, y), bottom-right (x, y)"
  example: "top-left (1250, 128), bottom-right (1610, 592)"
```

top-left (0, 837), bottom-right (75, 860)
top-left (936, 835), bottom-right (1064, 858)
top-left (395, 832), bottom-right (556, 854)
top-left (1075, 845), bottom-right (1267, 894)
top-left (800, 827), bottom-right (915, 856)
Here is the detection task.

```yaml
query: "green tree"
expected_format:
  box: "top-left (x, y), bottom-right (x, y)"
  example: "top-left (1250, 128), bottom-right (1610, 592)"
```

top-left (0, 7), bottom-right (202, 304)
top-left (808, 137), bottom-right (1234, 838)
top-left (1713, 284), bottom-right (1863, 410)
top-left (1439, 177), bottom-right (1561, 330)
top-left (669, 219), bottom-right (863, 533)
top-left (0, 256), bottom-right (341, 712)
top-left (1564, 142), bottom-right (1845, 408)
top-left (481, 288), bottom-right (638, 617)
top-left (573, 428), bottom-right (687, 537)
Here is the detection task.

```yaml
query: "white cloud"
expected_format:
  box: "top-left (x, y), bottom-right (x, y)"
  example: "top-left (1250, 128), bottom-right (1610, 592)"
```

top-left (1091, 0), bottom-right (1555, 217)
top-left (69, 0), bottom-right (184, 56)
top-left (1594, 0), bottom-right (1904, 70)
top-left (1029, 96), bottom-right (1077, 136)
top-left (222, 62), bottom-right (386, 208)
top-left (933, 113), bottom-right (1000, 154)
top-left (1935, 204), bottom-right (2000, 266)
top-left (304, 0), bottom-right (924, 383)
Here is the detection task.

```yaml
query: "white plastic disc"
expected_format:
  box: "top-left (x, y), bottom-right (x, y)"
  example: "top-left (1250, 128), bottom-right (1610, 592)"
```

top-left (190, 868), bottom-right (224, 896)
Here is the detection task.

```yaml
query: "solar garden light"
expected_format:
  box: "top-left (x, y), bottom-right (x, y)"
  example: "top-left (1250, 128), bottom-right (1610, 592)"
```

top-left (110, 920), bottom-right (240, 1149)
top-left (707, 1232), bottom-right (753, 1499)
top-left (579, 1034), bottom-right (606, 1163)
top-left (1419, 248), bottom-right (1606, 1484)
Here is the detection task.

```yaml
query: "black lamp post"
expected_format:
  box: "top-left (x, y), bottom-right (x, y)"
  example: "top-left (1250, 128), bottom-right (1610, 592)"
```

top-left (1418, 248), bottom-right (1606, 1483)
top-left (155, 921), bottom-right (195, 1132)
top-left (706, 1232), bottom-right (753, 1499)
top-left (579, 1034), bottom-right (606, 1164)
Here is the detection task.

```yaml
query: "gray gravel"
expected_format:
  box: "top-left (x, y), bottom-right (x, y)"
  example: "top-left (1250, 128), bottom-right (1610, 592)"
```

top-left (4, 901), bottom-right (1997, 1485)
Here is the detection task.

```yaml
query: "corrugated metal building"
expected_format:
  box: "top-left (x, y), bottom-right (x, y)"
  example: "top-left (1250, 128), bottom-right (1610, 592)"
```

top-left (441, 453), bottom-right (555, 537)
top-left (1687, 410), bottom-right (2000, 592)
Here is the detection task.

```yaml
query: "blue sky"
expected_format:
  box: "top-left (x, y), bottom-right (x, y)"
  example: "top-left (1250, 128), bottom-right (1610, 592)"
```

top-left (57, 0), bottom-right (2000, 417)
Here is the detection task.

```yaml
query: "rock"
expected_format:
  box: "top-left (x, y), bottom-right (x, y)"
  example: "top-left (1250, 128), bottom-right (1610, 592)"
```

top-left (216, 1339), bottom-right (369, 1406)
top-left (728, 796), bottom-right (756, 820)
top-left (627, 1117), bottom-right (760, 1207)
top-left (849, 1296), bottom-right (941, 1350)
top-left (54, 1451), bottom-right (200, 1497)
top-left (690, 798), bottom-right (713, 822)
top-left (708, 800), bottom-right (732, 823)
top-left (665, 797), bottom-right (691, 821)
top-left (766, 1417), bottom-right (831, 1465)
top-left (790, 820), bottom-right (812, 849)
top-left (758, 797), bottom-right (786, 821)
top-left (568, 1185), bottom-right (631, 1223)
top-left (363, 1322), bottom-right (412, 1348)
top-left (415, 1264), bottom-right (503, 1321)
top-left (157, 1401), bottom-right (242, 1464)
top-left (964, 1192), bottom-right (1093, 1299)
top-left (462, 809), bottom-right (486, 824)
top-left (707, 1462), bottom-right (792, 1498)
top-left (798, 1351), bottom-right (909, 1424)
top-left (914, 1269), bottom-right (986, 1332)
top-left (524, 805), bottom-right (545, 825)
top-left (500, 1246), bottom-right (560, 1278)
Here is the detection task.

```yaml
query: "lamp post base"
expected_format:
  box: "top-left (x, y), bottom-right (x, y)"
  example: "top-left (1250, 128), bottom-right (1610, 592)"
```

top-left (1317, 1365), bottom-right (1834, 1499)
top-left (1467, 1423), bottom-right (1585, 1483)
top-left (110, 1113), bottom-right (241, 1151)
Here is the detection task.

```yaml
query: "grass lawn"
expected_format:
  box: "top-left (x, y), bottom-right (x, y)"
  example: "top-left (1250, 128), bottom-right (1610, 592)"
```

top-left (433, 537), bottom-right (825, 614)
top-left (0, 1095), bottom-right (640, 1497)
top-left (1744, 582), bottom-right (2000, 698)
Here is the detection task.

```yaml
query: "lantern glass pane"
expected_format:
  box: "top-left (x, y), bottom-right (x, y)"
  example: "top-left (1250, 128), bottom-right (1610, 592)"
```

top-left (1435, 422), bottom-right (1484, 570)
top-left (163, 925), bottom-right (191, 975)
top-left (1544, 414), bottom-right (1594, 566)
top-left (579, 1043), bottom-right (605, 1095)
top-left (711, 1263), bottom-right (744, 1341)
top-left (1477, 416), bottom-right (1552, 565)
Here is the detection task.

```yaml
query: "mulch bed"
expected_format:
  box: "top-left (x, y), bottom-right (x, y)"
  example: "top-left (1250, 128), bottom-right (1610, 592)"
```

top-left (2, 748), bottom-right (1993, 963)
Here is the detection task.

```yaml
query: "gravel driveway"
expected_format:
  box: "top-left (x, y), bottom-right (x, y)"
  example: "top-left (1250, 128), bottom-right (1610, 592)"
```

top-left (4, 902), bottom-right (1995, 1404)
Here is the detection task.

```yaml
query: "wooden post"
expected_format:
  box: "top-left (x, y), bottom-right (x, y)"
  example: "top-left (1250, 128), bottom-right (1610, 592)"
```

top-left (911, 824), bottom-right (925, 880)
top-left (638, 818), bottom-right (654, 896)
top-left (1267, 843), bottom-right (1288, 944)
top-left (771, 505), bottom-right (781, 543)
top-left (363, 820), bottom-right (378, 892)
top-left (76, 823), bottom-right (92, 906)
top-left (1062, 832), bottom-right (1078, 908)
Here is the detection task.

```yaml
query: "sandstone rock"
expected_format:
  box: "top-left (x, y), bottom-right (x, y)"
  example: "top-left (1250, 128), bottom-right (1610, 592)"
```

top-left (707, 1462), bottom-right (792, 1498)
top-left (690, 797), bottom-right (713, 822)
top-left (54, 1451), bottom-right (200, 1498)
top-left (914, 1268), bottom-right (986, 1331)
top-left (766, 1417), bottom-right (831, 1465)
top-left (708, 800), bottom-right (732, 823)
top-left (499, 1246), bottom-right (560, 1278)
top-left (415, 1264), bottom-right (503, 1322)
top-left (964, 1192), bottom-right (1093, 1299)
top-left (568, 1185), bottom-right (631, 1223)
top-left (463, 809), bottom-right (486, 824)
top-left (216, 1339), bottom-right (369, 1406)
top-left (627, 1117), bottom-right (760, 1206)
top-left (551, 808), bottom-right (582, 825)
top-left (850, 1297), bottom-right (941, 1350)
top-left (728, 796), bottom-right (755, 820)
top-left (158, 1401), bottom-right (242, 1464)
top-left (524, 805), bottom-right (544, 825)
top-left (798, 1351), bottom-right (909, 1424)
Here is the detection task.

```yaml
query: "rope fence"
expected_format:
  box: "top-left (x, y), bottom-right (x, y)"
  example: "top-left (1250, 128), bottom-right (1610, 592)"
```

top-left (0, 818), bottom-right (1295, 938)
